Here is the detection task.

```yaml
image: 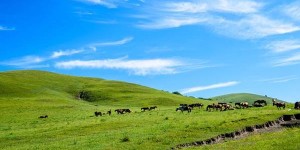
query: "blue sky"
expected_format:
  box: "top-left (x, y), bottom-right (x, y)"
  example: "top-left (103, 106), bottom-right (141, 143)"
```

top-left (1, 0), bottom-right (300, 102)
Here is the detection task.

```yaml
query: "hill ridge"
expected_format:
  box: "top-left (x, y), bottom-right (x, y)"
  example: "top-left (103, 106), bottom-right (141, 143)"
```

top-left (211, 93), bottom-right (285, 104)
top-left (0, 70), bottom-right (204, 106)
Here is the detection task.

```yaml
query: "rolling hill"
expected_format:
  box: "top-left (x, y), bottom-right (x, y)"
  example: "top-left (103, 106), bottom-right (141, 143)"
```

top-left (1, 70), bottom-right (299, 150)
top-left (211, 93), bottom-right (284, 105)
top-left (0, 70), bottom-right (203, 106)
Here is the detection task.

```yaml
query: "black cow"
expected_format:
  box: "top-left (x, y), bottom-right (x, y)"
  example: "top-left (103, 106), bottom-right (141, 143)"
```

top-left (141, 107), bottom-right (150, 111)
top-left (39, 115), bottom-right (48, 119)
top-left (94, 111), bottom-right (102, 117)
top-left (295, 102), bottom-right (300, 109)
top-left (254, 100), bottom-right (267, 106)
top-left (115, 109), bottom-right (131, 114)
top-left (149, 106), bottom-right (157, 110)
top-left (176, 106), bottom-right (192, 113)
top-left (189, 103), bottom-right (204, 109)
top-left (107, 109), bottom-right (112, 116)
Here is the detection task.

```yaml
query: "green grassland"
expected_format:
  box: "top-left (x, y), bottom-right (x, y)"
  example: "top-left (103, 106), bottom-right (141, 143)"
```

top-left (192, 127), bottom-right (300, 150)
top-left (212, 93), bottom-right (282, 104)
top-left (0, 70), bottom-right (202, 106)
top-left (0, 70), bottom-right (299, 150)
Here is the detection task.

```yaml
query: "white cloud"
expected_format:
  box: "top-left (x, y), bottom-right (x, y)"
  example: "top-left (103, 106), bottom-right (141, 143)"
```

top-left (51, 49), bottom-right (84, 58)
top-left (138, 17), bottom-right (206, 29)
top-left (55, 57), bottom-right (184, 75)
top-left (214, 15), bottom-right (300, 39)
top-left (163, 2), bottom-right (208, 13)
top-left (0, 56), bottom-right (46, 68)
top-left (163, 0), bottom-right (262, 14)
top-left (282, 2), bottom-right (300, 21)
top-left (181, 81), bottom-right (239, 94)
top-left (259, 76), bottom-right (298, 83)
top-left (0, 26), bottom-right (15, 31)
top-left (138, 0), bottom-right (263, 30)
top-left (81, 0), bottom-right (117, 8)
top-left (265, 40), bottom-right (300, 53)
top-left (137, 1), bottom-right (300, 39)
top-left (89, 37), bottom-right (133, 50)
top-left (273, 53), bottom-right (300, 67)
top-left (213, 0), bottom-right (262, 13)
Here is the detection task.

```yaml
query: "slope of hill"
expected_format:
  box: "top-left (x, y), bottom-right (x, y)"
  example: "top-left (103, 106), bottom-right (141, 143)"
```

top-left (1, 70), bottom-right (299, 150)
top-left (211, 93), bottom-right (284, 105)
top-left (0, 70), bottom-right (203, 106)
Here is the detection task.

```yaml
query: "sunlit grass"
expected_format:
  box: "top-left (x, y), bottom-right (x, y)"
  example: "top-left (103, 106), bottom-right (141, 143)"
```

top-left (1, 70), bottom-right (299, 149)
top-left (1, 97), bottom-right (299, 149)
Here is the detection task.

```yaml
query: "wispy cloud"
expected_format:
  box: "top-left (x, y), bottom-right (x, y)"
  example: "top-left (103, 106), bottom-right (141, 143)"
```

top-left (81, 0), bottom-right (117, 8)
top-left (136, 0), bottom-right (300, 39)
top-left (181, 81), bottom-right (239, 94)
top-left (0, 26), bottom-right (15, 31)
top-left (51, 49), bottom-right (84, 58)
top-left (89, 37), bottom-right (133, 50)
top-left (1, 49), bottom-right (84, 68)
top-left (163, 0), bottom-right (262, 14)
top-left (273, 53), bottom-right (300, 67)
top-left (211, 0), bottom-right (262, 13)
top-left (75, 11), bottom-right (94, 15)
top-left (1, 36), bottom-right (133, 69)
top-left (55, 57), bottom-right (185, 75)
top-left (214, 15), bottom-right (300, 39)
top-left (265, 40), bottom-right (300, 53)
top-left (259, 76), bottom-right (298, 83)
top-left (282, 1), bottom-right (300, 21)
top-left (0, 56), bottom-right (46, 68)
top-left (138, 17), bottom-right (206, 29)
top-left (91, 37), bottom-right (133, 46)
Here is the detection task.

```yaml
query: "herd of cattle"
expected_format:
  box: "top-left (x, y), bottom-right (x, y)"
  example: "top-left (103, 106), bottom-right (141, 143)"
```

top-left (175, 99), bottom-right (299, 113)
top-left (39, 100), bottom-right (300, 118)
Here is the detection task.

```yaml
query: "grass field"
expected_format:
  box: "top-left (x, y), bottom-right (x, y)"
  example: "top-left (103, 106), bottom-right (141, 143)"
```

top-left (212, 93), bottom-right (282, 104)
top-left (193, 127), bottom-right (300, 150)
top-left (0, 70), bottom-right (299, 149)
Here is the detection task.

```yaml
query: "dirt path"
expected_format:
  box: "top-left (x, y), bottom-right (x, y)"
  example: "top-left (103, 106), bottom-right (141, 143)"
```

top-left (172, 114), bottom-right (300, 149)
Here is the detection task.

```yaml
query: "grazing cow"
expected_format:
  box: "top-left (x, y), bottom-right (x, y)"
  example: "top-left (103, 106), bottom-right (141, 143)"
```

top-left (94, 111), bottom-right (102, 117)
top-left (240, 102), bottom-right (249, 109)
top-left (189, 103), bottom-right (204, 109)
top-left (115, 109), bottom-right (131, 114)
top-left (272, 99), bottom-right (285, 109)
top-left (115, 109), bottom-right (125, 114)
top-left (206, 103), bottom-right (223, 111)
top-left (235, 102), bottom-right (241, 107)
top-left (39, 115), bottom-right (48, 119)
top-left (214, 104), bottom-right (223, 111)
top-left (254, 100), bottom-right (267, 106)
top-left (294, 102), bottom-right (300, 109)
top-left (107, 109), bottom-right (112, 116)
top-left (176, 106), bottom-right (192, 113)
top-left (206, 104), bottom-right (215, 111)
top-left (274, 102), bottom-right (286, 109)
top-left (123, 109), bottom-right (131, 113)
top-left (223, 104), bottom-right (234, 111)
top-left (149, 106), bottom-right (157, 110)
top-left (141, 107), bottom-right (150, 111)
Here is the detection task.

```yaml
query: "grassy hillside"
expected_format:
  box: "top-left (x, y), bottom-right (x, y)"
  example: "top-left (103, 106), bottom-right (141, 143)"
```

top-left (1, 70), bottom-right (299, 150)
top-left (0, 70), bottom-right (203, 106)
top-left (212, 93), bottom-right (283, 105)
